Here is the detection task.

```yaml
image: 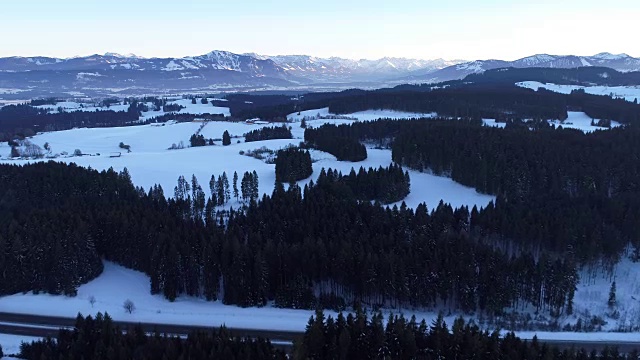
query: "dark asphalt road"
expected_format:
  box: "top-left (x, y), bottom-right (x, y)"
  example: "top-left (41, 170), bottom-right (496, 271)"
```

top-left (2, 312), bottom-right (640, 353)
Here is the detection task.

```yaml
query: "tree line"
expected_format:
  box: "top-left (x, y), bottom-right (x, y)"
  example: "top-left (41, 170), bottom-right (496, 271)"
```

top-left (0, 104), bottom-right (139, 141)
top-left (16, 311), bottom-right (639, 360)
top-left (319, 164), bottom-right (410, 204)
top-left (294, 310), bottom-right (638, 360)
top-left (18, 313), bottom-right (286, 360)
top-left (244, 125), bottom-right (293, 142)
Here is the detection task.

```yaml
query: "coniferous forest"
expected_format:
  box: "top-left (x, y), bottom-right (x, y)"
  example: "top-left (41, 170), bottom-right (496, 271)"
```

top-left (0, 161), bottom-right (578, 315)
top-left (17, 311), bottom-right (640, 359)
top-left (304, 124), bottom-right (367, 161)
top-left (18, 313), bottom-right (286, 360)
top-left (293, 310), bottom-right (640, 360)
top-left (244, 125), bottom-right (293, 142)
top-left (275, 147), bottom-right (313, 183)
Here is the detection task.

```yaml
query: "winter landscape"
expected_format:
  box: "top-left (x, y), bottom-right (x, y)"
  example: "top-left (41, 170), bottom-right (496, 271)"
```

top-left (3, 1), bottom-right (640, 359)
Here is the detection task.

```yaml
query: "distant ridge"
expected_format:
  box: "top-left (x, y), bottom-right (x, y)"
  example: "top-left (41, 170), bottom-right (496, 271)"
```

top-left (0, 50), bottom-right (639, 97)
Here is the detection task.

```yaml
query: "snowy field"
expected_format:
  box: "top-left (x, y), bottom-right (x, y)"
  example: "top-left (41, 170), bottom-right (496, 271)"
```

top-left (289, 107), bottom-right (620, 134)
top-left (287, 107), bottom-right (437, 121)
top-left (0, 334), bottom-right (40, 359)
top-left (481, 112), bottom-right (621, 132)
top-left (548, 111), bottom-right (622, 132)
top-left (31, 98), bottom-right (231, 119)
top-left (0, 114), bottom-right (494, 211)
top-left (517, 81), bottom-right (640, 103)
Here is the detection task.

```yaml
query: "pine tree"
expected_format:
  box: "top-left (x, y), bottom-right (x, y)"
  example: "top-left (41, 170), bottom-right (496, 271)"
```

top-left (233, 171), bottom-right (239, 201)
top-left (222, 172), bottom-right (231, 204)
top-left (608, 281), bottom-right (616, 308)
top-left (216, 175), bottom-right (225, 206)
top-left (251, 170), bottom-right (259, 201)
top-left (222, 130), bottom-right (231, 146)
top-left (209, 174), bottom-right (217, 206)
top-left (241, 172), bottom-right (249, 202)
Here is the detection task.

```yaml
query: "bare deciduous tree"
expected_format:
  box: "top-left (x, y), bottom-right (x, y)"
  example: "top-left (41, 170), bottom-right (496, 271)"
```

top-left (123, 299), bottom-right (135, 314)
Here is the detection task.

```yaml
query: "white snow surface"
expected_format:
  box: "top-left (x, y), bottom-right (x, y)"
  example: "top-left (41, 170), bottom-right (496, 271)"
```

top-left (517, 81), bottom-right (640, 103)
top-left (0, 334), bottom-right (40, 358)
top-left (482, 119), bottom-right (507, 128)
top-left (549, 111), bottom-right (621, 132)
top-left (287, 107), bottom-right (437, 121)
top-left (0, 261), bottom-right (341, 332)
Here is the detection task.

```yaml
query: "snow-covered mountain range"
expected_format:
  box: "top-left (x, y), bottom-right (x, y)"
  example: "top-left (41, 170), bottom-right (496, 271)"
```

top-left (0, 51), bottom-right (462, 82)
top-left (415, 52), bottom-right (640, 83)
top-left (0, 51), bottom-right (639, 97)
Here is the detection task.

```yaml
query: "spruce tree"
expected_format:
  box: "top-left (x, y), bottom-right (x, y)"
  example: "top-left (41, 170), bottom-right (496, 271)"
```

top-left (222, 172), bottom-right (231, 204)
top-left (233, 171), bottom-right (239, 201)
top-left (222, 130), bottom-right (231, 146)
top-left (608, 281), bottom-right (616, 308)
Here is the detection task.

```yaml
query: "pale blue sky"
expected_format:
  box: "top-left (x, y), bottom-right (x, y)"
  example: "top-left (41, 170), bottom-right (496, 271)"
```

top-left (1, 0), bottom-right (637, 60)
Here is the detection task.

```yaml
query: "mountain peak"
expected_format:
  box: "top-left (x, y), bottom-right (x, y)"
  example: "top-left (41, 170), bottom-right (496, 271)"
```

top-left (103, 52), bottom-right (142, 59)
top-left (592, 52), bottom-right (629, 60)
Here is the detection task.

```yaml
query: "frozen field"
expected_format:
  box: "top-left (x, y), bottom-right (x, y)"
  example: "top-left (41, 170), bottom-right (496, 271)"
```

top-left (287, 107), bottom-right (437, 121)
top-left (0, 115), bottom-right (494, 211)
top-left (0, 334), bottom-right (40, 359)
top-left (517, 81), bottom-right (640, 103)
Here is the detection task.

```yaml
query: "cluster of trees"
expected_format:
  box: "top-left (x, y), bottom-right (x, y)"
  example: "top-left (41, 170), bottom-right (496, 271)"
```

top-left (29, 98), bottom-right (60, 106)
top-left (18, 313), bottom-right (285, 360)
top-left (1, 161), bottom-right (580, 315)
top-left (162, 103), bottom-right (185, 112)
top-left (240, 171), bottom-right (260, 202)
top-left (304, 124), bottom-right (367, 162)
top-left (275, 147), bottom-right (313, 183)
top-left (244, 125), bottom-right (293, 142)
top-left (118, 142), bottom-right (131, 152)
top-left (208, 173), bottom-right (231, 207)
top-left (295, 310), bottom-right (638, 360)
top-left (189, 134), bottom-right (214, 147)
top-left (218, 94), bottom-right (297, 121)
top-left (318, 164), bottom-right (410, 204)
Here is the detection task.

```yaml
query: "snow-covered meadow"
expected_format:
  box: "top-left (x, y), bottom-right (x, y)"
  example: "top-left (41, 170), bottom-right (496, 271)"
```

top-left (0, 334), bottom-right (40, 359)
top-left (31, 97), bottom-right (231, 119)
top-left (287, 107), bottom-right (437, 122)
top-left (517, 81), bottom-right (640, 103)
top-left (0, 108), bottom-right (495, 211)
